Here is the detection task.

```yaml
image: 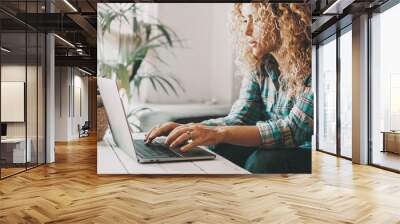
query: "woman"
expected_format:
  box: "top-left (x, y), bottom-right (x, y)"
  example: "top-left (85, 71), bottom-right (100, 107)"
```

top-left (145, 3), bottom-right (313, 173)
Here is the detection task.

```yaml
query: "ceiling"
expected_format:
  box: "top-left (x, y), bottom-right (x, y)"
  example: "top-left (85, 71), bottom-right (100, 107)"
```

top-left (0, 0), bottom-right (156, 75)
top-left (0, 0), bottom-right (395, 74)
top-left (310, 0), bottom-right (391, 43)
top-left (0, 0), bottom-right (99, 74)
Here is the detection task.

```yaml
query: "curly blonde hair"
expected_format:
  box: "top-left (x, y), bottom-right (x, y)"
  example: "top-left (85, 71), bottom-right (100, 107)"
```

top-left (231, 3), bottom-right (311, 96)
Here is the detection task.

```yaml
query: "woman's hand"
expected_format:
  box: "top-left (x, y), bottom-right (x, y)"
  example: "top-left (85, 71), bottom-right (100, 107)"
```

top-left (145, 122), bottom-right (182, 144)
top-left (165, 123), bottom-right (226, 152)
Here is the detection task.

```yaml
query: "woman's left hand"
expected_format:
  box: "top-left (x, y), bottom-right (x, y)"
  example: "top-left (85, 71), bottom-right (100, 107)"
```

top-left (165, 123), bottom-right (225, 152)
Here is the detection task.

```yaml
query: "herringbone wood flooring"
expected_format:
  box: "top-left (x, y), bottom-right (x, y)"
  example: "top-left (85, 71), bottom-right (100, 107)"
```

top-left (0, 135), bottom-right (400, 224)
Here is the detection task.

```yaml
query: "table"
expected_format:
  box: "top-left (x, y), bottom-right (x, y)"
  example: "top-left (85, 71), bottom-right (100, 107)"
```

top-left (1, 138), bottom-right (32, 163)
top-left (97, 133), bottom-right (250, 175)
top-left (381, 131), bottom-right (400, 154)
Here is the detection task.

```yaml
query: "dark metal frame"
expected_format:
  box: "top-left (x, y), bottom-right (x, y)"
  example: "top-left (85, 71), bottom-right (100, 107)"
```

top-left (367, 11), bottom-right (373, 166)
top-left (44, 0), bottom-right (47, 166)
top-left (336, 28), bottom-right (341, 159)
top-left (0, 0), bottom-right (47, 180)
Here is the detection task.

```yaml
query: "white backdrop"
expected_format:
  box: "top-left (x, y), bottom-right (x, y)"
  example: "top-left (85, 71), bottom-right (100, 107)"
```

top-left (1, 82), bottom-right (25, 122)
top-left (139, 3), bottom-right (235, 105)
top-left (99, 3), bottom-right (237, 105)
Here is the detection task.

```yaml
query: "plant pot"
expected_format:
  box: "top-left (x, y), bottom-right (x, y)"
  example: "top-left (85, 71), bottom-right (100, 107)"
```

top-left (97, 106), bottom-right (109, 141)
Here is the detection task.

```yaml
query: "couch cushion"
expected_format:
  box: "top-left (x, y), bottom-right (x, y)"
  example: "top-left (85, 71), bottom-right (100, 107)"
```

top-left (133, 104), bottom-right (231, 131)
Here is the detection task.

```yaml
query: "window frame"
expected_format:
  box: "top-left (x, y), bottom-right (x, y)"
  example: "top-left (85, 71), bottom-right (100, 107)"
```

top-left (315, 24), bottom-right (353, 160)
top-left (367, 0), bottom-right (400, 173)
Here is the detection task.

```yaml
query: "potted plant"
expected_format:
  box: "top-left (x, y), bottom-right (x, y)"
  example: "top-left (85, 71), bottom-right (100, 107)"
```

top-left (97, 3), bottom-right (184, 141)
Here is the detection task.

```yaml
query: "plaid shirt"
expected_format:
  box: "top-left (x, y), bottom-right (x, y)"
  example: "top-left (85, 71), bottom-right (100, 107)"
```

top-left (202, 55), bottom-right (313, 149)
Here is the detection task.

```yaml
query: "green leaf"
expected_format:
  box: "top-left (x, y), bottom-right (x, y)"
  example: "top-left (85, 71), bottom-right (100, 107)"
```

top-left (156, 76), bottom-right (179, 96)
top-left (168, 75), bottom-right (186, 93)
top-left (132, 75), bottom-right (145, 96)
top-left (151, 49), bottom-right (168, 66)
top-left (153, 77), bottom-right (170, 95)
top-left (156, 24), bottom-right (173, 47)
top-left (115, 64), bottom-right (131, 96)
top-left (133, 16), bottom-right (140, 33)
top-left (148, 76), bottom-right (158, 92)
top-left (144, 23), bottom-right (152, 41)
top-left (98, 3), bottom-right (186, 99)
top-left (98, 63), bottom-right (113, 78)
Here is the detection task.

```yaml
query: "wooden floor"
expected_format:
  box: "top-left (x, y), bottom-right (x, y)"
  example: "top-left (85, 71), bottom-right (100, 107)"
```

top-left (373, 150), bottom-right (400, 171)
top-left (0, 135), bottom-right (400, 223)
top-left (1, 163), bottom-right (45, 178)
top-left (1, 167), bottom-right (26, 178)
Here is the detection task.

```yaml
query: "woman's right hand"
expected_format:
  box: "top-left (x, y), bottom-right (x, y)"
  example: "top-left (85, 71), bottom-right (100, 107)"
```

top-left (144, 122), bottom-right (182, 144)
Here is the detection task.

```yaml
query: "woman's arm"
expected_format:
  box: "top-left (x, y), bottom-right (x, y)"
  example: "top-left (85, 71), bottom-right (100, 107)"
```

top-left (165, 124), bottom-right (262, 151)
top-left (218, 87), bottom-right (313, 148)
top-left (218, 125), bottom-right (262, 147)
top-left (146, 73), bottom-right (263, 144)
top-left (168, 87), bottom-right (313, 151)
top-left (256, 87), bottom-right (313, 148)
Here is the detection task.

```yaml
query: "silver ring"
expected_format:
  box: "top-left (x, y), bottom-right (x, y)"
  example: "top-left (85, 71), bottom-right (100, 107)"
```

top-left (187, 131), bottom-right (192, 141)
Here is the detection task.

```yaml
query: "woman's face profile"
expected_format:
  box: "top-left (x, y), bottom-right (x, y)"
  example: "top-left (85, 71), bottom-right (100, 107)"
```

top-left (240, 4), bottom-right (279, 60)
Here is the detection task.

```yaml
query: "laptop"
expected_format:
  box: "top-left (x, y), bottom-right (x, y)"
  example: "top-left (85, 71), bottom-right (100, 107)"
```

top-left (97, 77), bottom-right (216, 163)
top-left (1, 123), bottom-right (7, 140)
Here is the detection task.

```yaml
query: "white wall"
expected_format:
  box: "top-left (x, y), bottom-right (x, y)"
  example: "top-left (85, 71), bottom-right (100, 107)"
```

top-left (1, 65), bottom-right (38, 138)
top-left (136, 3), bottom-right (235, 105)
top-left (55, 67), bottom-right (69, 141)
top-left (55, 67), bottom-right (89, 141)
top-left (72, 74), bottom-right (89, 138)
top-left (1, 65), bottom-right (26, 138)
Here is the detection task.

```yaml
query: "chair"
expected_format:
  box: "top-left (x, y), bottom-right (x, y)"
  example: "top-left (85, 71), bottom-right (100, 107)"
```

top-left (79, 121), bottom-right (90, 138)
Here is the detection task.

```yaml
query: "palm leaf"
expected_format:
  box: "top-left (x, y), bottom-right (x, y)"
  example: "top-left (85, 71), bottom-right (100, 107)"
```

top-left (99, 3), bottom-right (185, 99)
top-left (150, 48), bottom-right (168, 65)
top-left (156, 24), bottom-right (173, 47)
top-left (148, 76), bottom-right (158, 92)
top-left (144, 23), bottom-right (152, 41)
top-left (153, 77), bottom-right (170, 95)
top-left (155, 76), bottom-right (179, 96)
top-left (168, 75), bottom-right (186, 93)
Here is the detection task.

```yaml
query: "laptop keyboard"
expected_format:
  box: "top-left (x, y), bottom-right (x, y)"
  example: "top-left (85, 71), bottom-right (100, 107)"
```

top-left (133, 139), bottom-right (180, 158)
top-left (133, 137), bottom-right (215, 161)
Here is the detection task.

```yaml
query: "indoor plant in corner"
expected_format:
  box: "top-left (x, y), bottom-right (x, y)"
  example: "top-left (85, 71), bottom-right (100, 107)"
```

top-left (97, 3), bottom-right (184, 141)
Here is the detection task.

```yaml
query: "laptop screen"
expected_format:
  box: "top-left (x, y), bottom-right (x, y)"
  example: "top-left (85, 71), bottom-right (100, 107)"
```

top-left (97, 77), bottom-right (136, 159)
top-left (1, 123), bottom-right (7, 137)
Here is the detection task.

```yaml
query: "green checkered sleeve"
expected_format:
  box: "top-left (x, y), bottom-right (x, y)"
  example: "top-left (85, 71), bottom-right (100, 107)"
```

top-left (256, 87), bottom-right (314, 148)
top-left (201, 73), bottom-right (263, 126)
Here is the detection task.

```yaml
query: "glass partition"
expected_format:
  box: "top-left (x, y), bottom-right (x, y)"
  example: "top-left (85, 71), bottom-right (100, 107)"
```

top-left (27, 31), bottom-right (38, 169)
top-left (1, 31), bottom-right (28, 178)
top-left (317, 36), bottom-right (337, 154)
top-left (370, 3), bottom-right (400, 171)
top-left (0, 1), bottom-right (46, 179)
top-left (38, 32), bottom-right (45, 165)
top-left (27, 0), bottom-right (37, 170)
top-left (339, 28), bottom-right (352, 158)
